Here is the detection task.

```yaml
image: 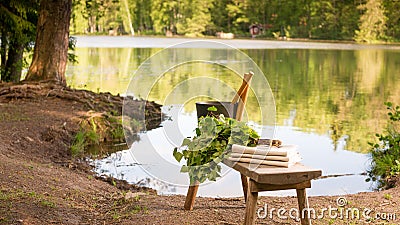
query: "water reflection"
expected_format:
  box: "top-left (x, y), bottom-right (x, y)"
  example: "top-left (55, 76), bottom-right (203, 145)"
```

top-left (92, 105), bottom-right (371, 197)
top-left (67, 46), bottom-right (400, 196)
top-left (67, 47), bottom-right (400, 153)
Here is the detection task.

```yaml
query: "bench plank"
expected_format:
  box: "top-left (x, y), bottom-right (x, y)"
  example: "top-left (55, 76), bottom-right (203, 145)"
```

top-left (250, 180), bottom-right (311, 192)
top-left (223, 159), bottom-right (322, 185)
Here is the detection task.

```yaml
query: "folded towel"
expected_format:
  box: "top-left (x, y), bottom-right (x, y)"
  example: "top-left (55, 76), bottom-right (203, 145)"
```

top-left (229, 144), bottom-right (302, 168)
top-left (231, 144), bottom-right (300, 157)
top-left (229, 153), bottom-right (289, 162)
top-left (227, 157), bottom-right (295, 168)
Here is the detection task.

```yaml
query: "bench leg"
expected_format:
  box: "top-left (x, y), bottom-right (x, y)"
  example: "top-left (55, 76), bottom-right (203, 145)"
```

top-left (240, 174), bottom-right (249, 202)
top-left (296, 188), bottom-right (311, 225)
top-left (244, 180), bottom-right (258, 225)
top-left (184, 183), bottom-right (199, 210)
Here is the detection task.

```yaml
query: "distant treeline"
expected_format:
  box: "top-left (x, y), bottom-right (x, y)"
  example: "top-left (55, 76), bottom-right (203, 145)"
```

top-left (70, 0), bottom-right (399, 42)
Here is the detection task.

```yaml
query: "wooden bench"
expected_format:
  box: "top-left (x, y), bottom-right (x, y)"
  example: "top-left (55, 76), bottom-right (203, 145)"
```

top-left (223, 159), bottom-right (322, 225)
top-left (183, 72), bottom-right (322, 224)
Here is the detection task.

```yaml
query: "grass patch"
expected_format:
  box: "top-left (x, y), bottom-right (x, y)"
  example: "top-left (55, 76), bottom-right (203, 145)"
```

top-left (28, 191), bottom-right (38, 198)
top-left (130, 205), bottom-right (142, 214)
top-left (71, 130), bottom-right (90, 156)
top-left (0, 189), bottom-right (56, 209)
top-left (111, 125), bottom-right (124, 140)
top-left (110, 205), bottom-right (148, 221)
top-left (111, 211), bottom-right (121, 220)
top-left (71, 129), bottom-right (100, 156)
top-left (0, 217), bottom-right (10, 223)
top-left (71, 111), bottom-right (128, 157)
top-left (0, 189), bottom-right (25, 200)
top-left (40, 200), bottom-right (56, 208)
top-left (384, 193), bottom-right (393, 200)
top-left (0, 112), bottom-right (29, 122)
top-left (0, 191), bottom-right (9, 201)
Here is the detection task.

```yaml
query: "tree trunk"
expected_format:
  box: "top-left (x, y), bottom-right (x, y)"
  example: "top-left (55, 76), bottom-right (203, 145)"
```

top-left (3, 40), bottom-right (24, 82)
top-left (0, 33), bottom-right (7, 80)
top-left (123, 0), bottom-right (135, 36)
top-left (25, 0), bottom-right (72, 85)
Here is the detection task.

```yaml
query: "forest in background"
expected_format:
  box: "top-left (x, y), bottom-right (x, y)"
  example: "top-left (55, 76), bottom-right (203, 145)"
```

top-left (1, 0), bottom-right (399, 83)
top-left (70, 0), bottom-right (399, 42)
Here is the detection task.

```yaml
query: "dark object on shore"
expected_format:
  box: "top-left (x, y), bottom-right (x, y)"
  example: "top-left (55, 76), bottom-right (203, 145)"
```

top-left (258, 139), bottom-right (282, 147)
top-left (195, 101), bottom-right (237, 119)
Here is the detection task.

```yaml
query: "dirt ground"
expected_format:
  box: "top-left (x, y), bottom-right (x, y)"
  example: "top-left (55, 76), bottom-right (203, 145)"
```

top-left (0, 83), bottom-right (398, 225)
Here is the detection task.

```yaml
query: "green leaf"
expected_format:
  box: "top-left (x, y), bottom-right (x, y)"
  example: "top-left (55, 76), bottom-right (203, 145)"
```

top-left (182, 138), bottom-right (191, 146)
top-left (199, 176), bottom-right (207, 183)
top-left (173, 148), bottom-right (183, 162)
top-left (180, 165), bottom-right (189, 173)
top-left (207, 106), bottom-right (217, 112)
top-left (249, 130), bottom-right (260, 139)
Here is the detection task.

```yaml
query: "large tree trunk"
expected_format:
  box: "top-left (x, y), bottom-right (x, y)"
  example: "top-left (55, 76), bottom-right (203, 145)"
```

top-left (3, 40), bottom-right (24, 82)
top-left (25, 0), bottom-right (72, 85)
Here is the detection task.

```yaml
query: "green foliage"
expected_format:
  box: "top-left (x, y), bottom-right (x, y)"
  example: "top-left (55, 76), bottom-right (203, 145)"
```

top-left (111, 124), bottom-right (125, 140)
top-left (131, 0), bottom-right (150, 31)
top-left (367, 102), bottom-right (400, 189)
top-left (383, 1), bottom-right (400, 41)
top-left (40, 200), bottom-right (56, 208)
top-left (354, 0), bottom-right (387, 43)
top-left (176, 0), bottom-right (214, 37)
top-left (150, 0), bottom-right (180, 34)
top-left (173, 114), bottom-right (259, 184)
top-left (0, 0), bottom-right (38, 82)
top-left (71, 119), bottom-right (101, 157)
top-left (71, 129), bottom-right (100, 156)
top-left (207, 106), bottom-right (217, 112)
top-left (309, 0), bottom-right (359, 39)
top-left (71, 0), bottom-right (127, 34)
top-left (70, 111), bottom-right (130, 157)
top-left (68, 0), bottom-right (400, 41)
top-left (226, 0), bottom-right (249, 33)
top-left (68, 36), bottom-right (78, 64)
top-left (383, 193), bottom-right (393, 200)
top-left (210, 0), bottom-right (230, 32)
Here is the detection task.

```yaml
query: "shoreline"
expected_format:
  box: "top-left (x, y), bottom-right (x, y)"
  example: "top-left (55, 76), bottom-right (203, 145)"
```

top-left (73, 35), bottom-right (400, 50)
top-left (0, 83), bottom-right (398, 224)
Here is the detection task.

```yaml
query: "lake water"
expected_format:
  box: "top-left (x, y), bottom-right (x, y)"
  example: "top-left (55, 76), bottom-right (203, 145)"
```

top-left (66, 36), bottom-right (400, 197)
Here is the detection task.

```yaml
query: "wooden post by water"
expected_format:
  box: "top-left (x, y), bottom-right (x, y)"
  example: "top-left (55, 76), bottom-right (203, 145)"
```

top-left (232, 72), bottom-right (253, 201)
top-left (184, 181), bottom-right (200, 210)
